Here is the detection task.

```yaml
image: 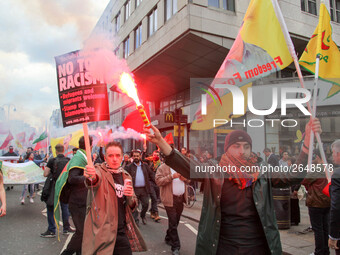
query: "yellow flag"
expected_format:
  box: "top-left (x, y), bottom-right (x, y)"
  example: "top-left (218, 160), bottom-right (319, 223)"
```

top-left (68, 129), bottom-right (84, 148)
top-left (326, 84), bottom-right (340, 98)
top-left (50, 137), bottom-right (64, 157)
top-left (191, 0), bottom-right (292, 130)
top-left (299, 3), bottom-right (340, 93)
top-left (15, 140), bottom-right (23, 149)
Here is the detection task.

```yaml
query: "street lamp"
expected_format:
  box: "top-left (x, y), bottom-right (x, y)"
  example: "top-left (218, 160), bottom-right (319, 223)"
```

top-left (1, 104), bottom-right (16, 121)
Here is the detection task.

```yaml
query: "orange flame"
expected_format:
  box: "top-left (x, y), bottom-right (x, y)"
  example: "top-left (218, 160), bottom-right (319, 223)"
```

top-left (140, 134), bottom-right (146, 140)
top-left (118, 72), bottom-right (141, 105)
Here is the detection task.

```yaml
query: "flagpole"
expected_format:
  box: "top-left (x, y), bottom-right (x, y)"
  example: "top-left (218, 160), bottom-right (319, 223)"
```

top-left (82, 123), bottom-right (93, 168)
top-left (308, 1), bottom-right (325, 177)
top-left (271, 0), bottom-right (330, 181)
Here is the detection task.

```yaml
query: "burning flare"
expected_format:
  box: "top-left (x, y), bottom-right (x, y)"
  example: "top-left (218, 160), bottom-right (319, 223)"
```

top-left (118, 72), bottom-right (141, 106)
top-left (118, 72), bottom-right (151, 129)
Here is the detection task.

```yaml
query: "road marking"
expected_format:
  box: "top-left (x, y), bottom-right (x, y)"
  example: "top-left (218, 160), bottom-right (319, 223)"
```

top-left (60, 233), bottom-right (74, 254)
top-left (149, 210), bottom-right (197, 235)
top-left (184, 223), bottom-right (198, 235)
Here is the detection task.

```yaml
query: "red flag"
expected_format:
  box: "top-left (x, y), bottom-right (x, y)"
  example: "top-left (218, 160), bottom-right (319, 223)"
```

top-left (164, 133), bottom-right (174, 145)
top-left (122, 104), bottom-right (150, 133)
top-left (322, 182), bottom-right (330, 197)
top-left (34, 139), bottom-right (48, 151)
top-left (28, 132), bottom-right (35, 141)
top-left (16, 132), bottom-right (26, 143)
top-left (0, 132), bottom-right (14, 149)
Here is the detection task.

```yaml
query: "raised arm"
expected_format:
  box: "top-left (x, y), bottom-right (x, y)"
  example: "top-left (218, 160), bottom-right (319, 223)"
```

top-left (271, 118), bottom-right (322, 187)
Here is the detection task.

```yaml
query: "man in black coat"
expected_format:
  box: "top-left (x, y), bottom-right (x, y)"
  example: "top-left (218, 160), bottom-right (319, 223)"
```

top-left (329, 139), bottom-right (340, 254)
top-left (2, 145), bottom-right (18, 156)
top-left (263, 148), bottom-right (280, 167)
top-left (40, 144), bottom-right (72, 238)
top-left (125, 149), bottom-right (151, 225)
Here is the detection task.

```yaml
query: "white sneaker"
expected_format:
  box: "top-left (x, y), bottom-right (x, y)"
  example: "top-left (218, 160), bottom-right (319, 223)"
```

top-left (21, 197), bottom-right (25, 205)
top-left (29, 198), bottom-right (34, 204)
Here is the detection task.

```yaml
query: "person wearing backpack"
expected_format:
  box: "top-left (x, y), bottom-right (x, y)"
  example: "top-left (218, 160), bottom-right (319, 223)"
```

top-left (40, 144), bottom-right (72, 238)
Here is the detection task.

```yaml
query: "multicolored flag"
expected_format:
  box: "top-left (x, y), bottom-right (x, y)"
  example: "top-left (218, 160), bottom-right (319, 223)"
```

top-left (33, 131), bottom-right (48, 144)
top-left (191, 0), bottom-right (293, 130)
top-left (16, 132), bottom-right (26, 143)
top-left (28, 132), bottom-right (36, 142)
top-left (15, 140), bottom-right (23, 149)
top-left (34, 139), bottom-right (48, 151)
top-left (299, 3), bottom-right (340, 99)
top-left (54, 149), bottom-right (87, 239)
top-left (0, 132), bottom-right (14, 150)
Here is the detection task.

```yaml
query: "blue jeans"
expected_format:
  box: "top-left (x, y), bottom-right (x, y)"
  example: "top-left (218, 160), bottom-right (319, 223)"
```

top-left (47, 203), bottom-right (70, 233)
top-left (21, 184), bottom-right (34, 198)
top-left (308, 207), bottom-right (330, 255)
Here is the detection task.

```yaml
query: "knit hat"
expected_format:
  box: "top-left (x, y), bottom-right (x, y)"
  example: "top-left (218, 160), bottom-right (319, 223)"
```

top-left (224, 130), bottom-right (252, 152)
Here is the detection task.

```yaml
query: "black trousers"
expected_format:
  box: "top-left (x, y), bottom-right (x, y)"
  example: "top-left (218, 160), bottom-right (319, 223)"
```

top-left (290, 198), bottom-right (300, 225)
top-left (63, 204), bottom-right (86, 254)
top-left (113, 232), bottom-right (132, 255)
top-left (216, 243), bottom-right (270, 255)
top-left (133, 187), bottom-right (149, 221)
top-left (164, 195), bottom-right (184, 251)
top-left (308, 207), bottom-right (330, 255)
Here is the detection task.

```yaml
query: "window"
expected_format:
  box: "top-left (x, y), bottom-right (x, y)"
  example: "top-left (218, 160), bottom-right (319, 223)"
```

top-left (165, 0), bottom-right (177, 21)
top-left (135, 23), bottom-right (142, 49)
top-left (222, 0), bottom-right (235, 11)
top-left (136, 0), bottom-right (142, 7)
top-left (208, 0), bottom-right (219, 8)
top-left (301, 0), bottom-right (317, 15)
top-left (115, 12), bottom-right (121, 34)
top-left (123, 37), bottom-right (130, 59)
top-left (125, 0), bottom-right (131, 21)
top-left (148, 8), bottom-right (158, 36)
top-left (330, 0), bottom-right (340, 23)
top-left (208, 0), bottom-right (235, 11)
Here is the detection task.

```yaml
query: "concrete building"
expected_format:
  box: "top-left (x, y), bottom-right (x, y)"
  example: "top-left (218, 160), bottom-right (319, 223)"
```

top-left (90, 0), bottom-right (340, 157)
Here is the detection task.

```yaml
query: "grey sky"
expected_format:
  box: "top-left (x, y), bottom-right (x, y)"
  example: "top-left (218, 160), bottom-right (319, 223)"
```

top-left (0, 0), bottom-right (108, 128)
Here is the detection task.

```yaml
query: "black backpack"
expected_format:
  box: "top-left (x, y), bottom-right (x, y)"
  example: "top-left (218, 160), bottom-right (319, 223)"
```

top-left (41, 174), bottom-right (53, 204)
top-left (41, 156), bottom-right (70, 206)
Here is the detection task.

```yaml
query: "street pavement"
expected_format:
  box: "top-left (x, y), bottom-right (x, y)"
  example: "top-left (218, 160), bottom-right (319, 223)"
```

top-left (1, 186), bottom-right (337, 255)
top-left (0, 186), bottom-right (197, 255)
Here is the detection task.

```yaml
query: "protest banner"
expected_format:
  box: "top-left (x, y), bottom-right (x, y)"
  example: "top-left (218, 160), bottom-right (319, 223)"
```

top-left (55, 50), bottom-right (110, 128)
top-left (1, 160), bottom-right (45, 185)
top-left (0, 156), bottom-right (20, 163)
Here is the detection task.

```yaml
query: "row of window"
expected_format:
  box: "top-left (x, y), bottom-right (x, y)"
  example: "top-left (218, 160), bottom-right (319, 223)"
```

top-left (301, 0), bottom-right (340, 23)
top-left (116, 0), bottom-right (339, 60)
top-left (120, 1), bottom-right (176, 59)
top-left (114, 0), bottom-right (142, 34)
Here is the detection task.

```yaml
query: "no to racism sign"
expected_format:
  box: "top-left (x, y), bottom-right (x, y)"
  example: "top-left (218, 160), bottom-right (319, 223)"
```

top-left (55, 50), bottom-right (110, 127)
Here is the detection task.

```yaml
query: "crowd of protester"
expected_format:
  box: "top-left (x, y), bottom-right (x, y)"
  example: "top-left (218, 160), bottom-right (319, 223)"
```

top-left (0, 118), bottom-right (339, 255)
